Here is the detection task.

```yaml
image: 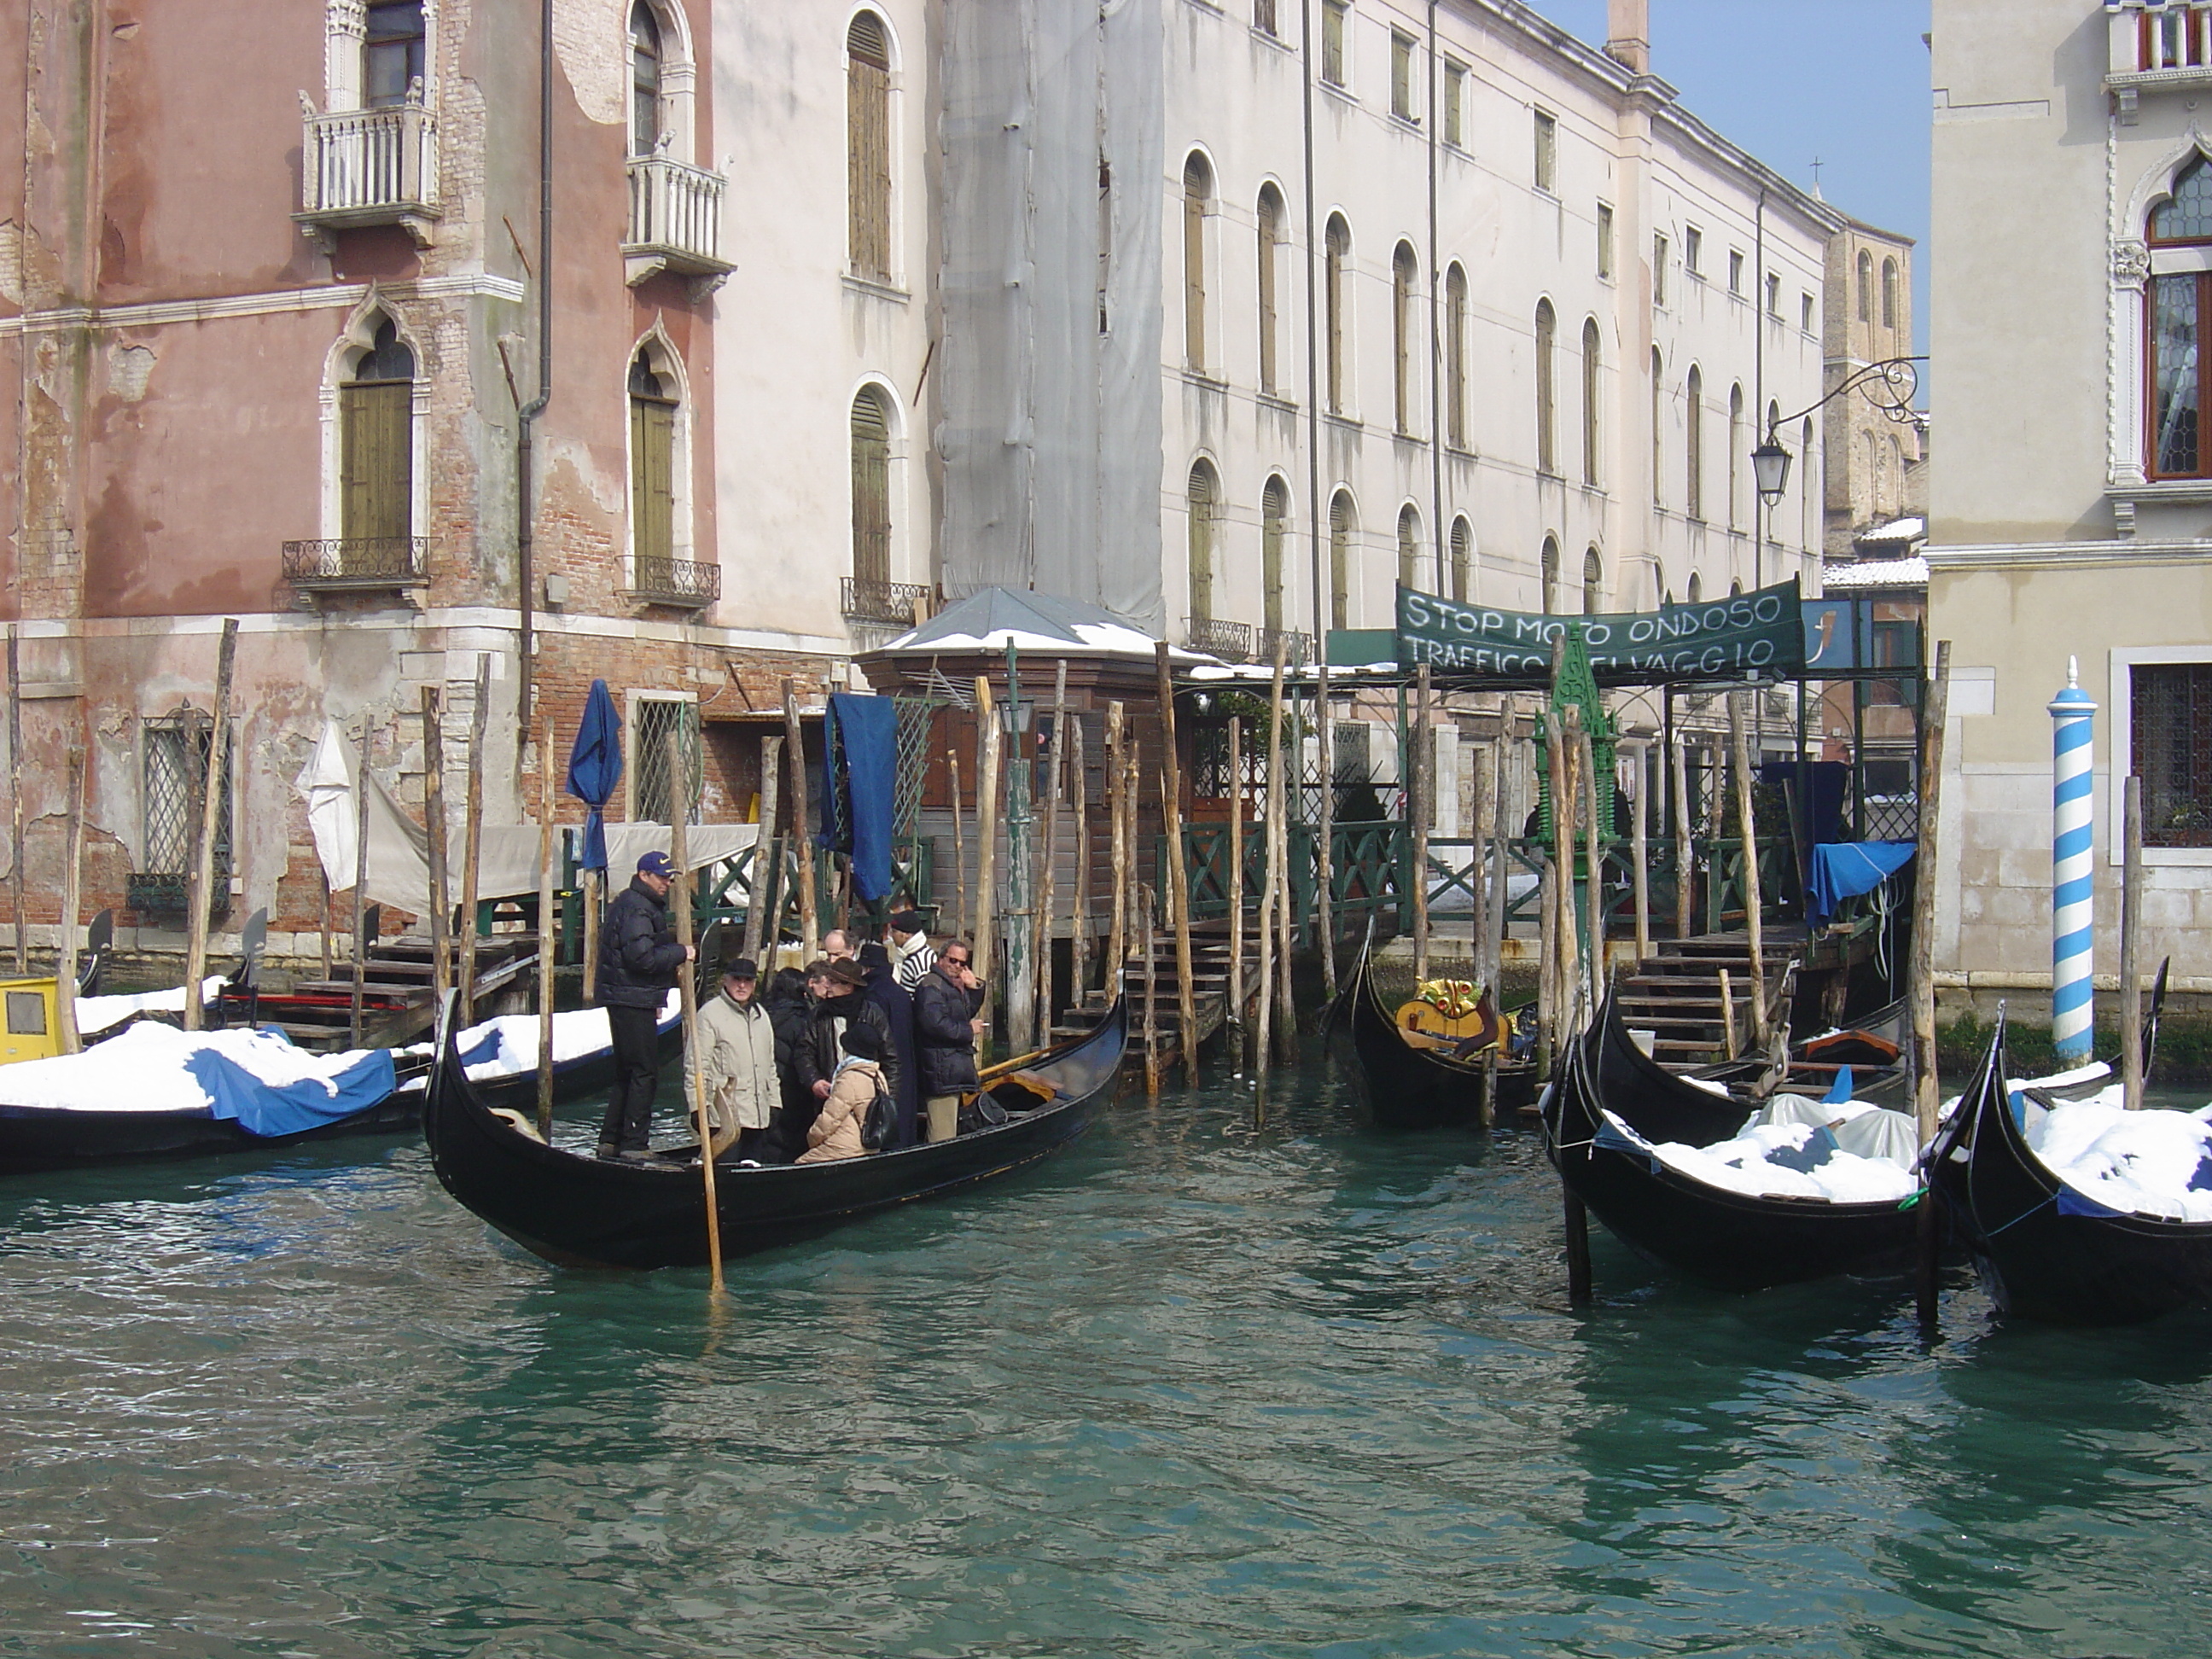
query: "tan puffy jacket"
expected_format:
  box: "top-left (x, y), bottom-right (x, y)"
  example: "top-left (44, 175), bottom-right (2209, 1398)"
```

top-left (798, 1058), bottom-right (883, 1164)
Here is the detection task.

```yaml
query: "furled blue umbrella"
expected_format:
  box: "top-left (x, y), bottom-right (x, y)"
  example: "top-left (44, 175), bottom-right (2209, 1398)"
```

top-left (565, 678), bottom-right (623, 873)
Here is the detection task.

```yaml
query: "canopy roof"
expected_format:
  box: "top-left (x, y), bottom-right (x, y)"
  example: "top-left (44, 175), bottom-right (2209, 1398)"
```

top-left (872, 587), bottom-right (1203, 661)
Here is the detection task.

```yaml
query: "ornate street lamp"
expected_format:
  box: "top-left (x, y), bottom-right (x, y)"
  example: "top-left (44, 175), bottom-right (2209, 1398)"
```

top-left (1753, 356), bottom-right (1926, 510)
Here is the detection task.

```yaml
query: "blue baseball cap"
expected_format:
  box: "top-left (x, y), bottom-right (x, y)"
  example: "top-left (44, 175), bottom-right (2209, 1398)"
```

top-left (637, 850), bottom-right (676, 878)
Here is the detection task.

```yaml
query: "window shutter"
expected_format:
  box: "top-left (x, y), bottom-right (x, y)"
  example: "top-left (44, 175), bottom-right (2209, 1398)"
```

top-left (850, 392), bottom-right (892, 587)
top-left (341, 381), bottom-right (411, 550)
top-left (1261, 480), bottom-right (1286, 634)
top-left (632, 394), bottom-right (676, 568)
top-left (847, 17), bottom-right (893, 282)
top-left (1186, 463), bottom-right (1214, 623)
top-left (1184, 159), bottom-right (1208, 371)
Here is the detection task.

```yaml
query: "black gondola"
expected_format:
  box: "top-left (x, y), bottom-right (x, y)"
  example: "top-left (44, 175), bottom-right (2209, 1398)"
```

top-left (423, 998), bottom-right (1129, 1270)
top-left (1324, 949), bottom-right (1537, 1127)
top-left (0, 1003), bottom-right (678, 1174)
top-left (1930, 1011), bottom-right (2212, 1325)
top-left (1541, 991), bottom-right (1920, 1289)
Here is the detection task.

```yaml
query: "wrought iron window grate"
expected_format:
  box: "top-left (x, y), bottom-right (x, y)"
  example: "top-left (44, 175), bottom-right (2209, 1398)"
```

top-left (634, 698), bottom-right (702, 825)
top-left (134, 712), bottom-right (231, 917)
top-left (2134, 663), bottom-right (2212, 847)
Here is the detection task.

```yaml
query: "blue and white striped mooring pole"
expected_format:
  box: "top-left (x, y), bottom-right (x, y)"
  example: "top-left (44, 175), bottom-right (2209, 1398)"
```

top-left (2049, 657), bottom-right (2098, 1064)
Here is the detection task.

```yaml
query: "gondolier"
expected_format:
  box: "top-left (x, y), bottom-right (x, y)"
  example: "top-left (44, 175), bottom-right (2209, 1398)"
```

top-left (596, 850), bottom-right (696, 1162)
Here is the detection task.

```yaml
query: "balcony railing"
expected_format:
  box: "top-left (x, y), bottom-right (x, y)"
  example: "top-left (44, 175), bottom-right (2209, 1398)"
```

top-left (282, 537), bottom-right (431, 591)
top-left (841, 578), bottom-right (936, 627)
top-left (624, 156), bottom-right (733, 290)
top-left (1254, 626), bottom-right (1314, 667)
top-left (296, 102), bottom-right (438, 245)
top-left (631, 555), bottom-right (721, 608)
top-left (1185, 618), bottom-right (1254, 662)
top-left (2111, 3), bottom-right (2212, 84)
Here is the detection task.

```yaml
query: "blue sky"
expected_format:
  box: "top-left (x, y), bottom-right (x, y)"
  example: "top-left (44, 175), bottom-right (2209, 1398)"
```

top-left (1527, 0), bottom-right (1933, 360)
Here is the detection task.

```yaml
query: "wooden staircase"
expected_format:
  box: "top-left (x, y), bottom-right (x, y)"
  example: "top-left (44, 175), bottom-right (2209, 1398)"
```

top-left (1052, 916), bottom-right (1267, 1063)
top-left (1610, 931), bottom-right (1798, 1065)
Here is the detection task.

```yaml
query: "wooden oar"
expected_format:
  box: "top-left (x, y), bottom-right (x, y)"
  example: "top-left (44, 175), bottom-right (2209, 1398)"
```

top-left (669, 730), bottom-right (723, 1291)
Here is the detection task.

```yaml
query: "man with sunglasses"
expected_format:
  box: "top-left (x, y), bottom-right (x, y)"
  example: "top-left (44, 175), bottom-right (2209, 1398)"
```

top-left (912, 937), bottom-right (987, 1144)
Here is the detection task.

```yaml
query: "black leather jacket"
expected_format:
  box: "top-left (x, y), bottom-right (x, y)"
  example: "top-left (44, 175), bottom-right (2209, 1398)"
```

top-left (596, 876), bottom-right (686, 1009)
top-left (795, 990), bottom-right (898, 1101)
top-left (912, 963), bottom-right (985, 1097)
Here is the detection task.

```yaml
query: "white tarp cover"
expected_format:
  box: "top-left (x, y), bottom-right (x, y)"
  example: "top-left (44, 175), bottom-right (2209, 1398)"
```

top-left (294, 720), bottom-right (756, 917)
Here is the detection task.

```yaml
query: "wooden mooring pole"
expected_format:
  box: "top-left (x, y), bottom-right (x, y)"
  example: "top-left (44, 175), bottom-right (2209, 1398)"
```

top-left (1912, 640), bottom-right (1953, 1334)
top-left (1728, 691), bottom-right (1768, 1051)
top-left (1226, 715), bottom-right (1245, 1057)
top-left (2122, 773), bottom-right (2145, 1113)
top-left (182, 620), bottom-right (238, 1033)
top-left (1071, 715), bottom-right (1092, 1006)
top-left (536, 719), bottom-right (557, 1138)
top-left (742, 733), bottom-right (782, 967)
top-left (5, 626), bottom-right (25, 974)
top-left (946, 749), bottom-right (967, 941)
top-left (55, 748), bottom-right (85, 1056)
top-left (1412, 663), bottom-right (1433, 986)
top-left (351, 720), bottom-right (371, 1048)
top-left (458, 655), bottom-right (491, 1025)
top-left (1105, 703), bottom-right (1126, 989)
top-left (782, 679), bottom-right (818, 962)
top-left (422, 684), bottom-right (453, 1014)
top-left (974, 678), bottom-right (999, 1051)
top-left (1155, 643), bottom-right (1199, 1088)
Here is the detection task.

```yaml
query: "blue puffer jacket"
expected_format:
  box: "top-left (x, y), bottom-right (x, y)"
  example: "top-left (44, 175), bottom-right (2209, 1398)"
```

top-left (596, 875), bottom-right (687, 1009)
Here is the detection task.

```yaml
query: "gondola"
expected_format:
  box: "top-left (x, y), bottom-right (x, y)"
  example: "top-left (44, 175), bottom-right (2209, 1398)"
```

top-left (1541, 990), bottom-right (1921, 1289)
top-left (1324, 948), bottom-right (1538, 1128)
top-left (423, 996), bottom-right (1129, 1270)
top-left (1929, 1006), bottom-right (2212, 1325)
top-left (0, 998), bottom-right (679, 1173)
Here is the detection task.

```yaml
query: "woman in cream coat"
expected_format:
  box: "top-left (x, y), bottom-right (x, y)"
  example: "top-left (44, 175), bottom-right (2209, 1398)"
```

top-left (697, 958), bottom-right (780, 1161)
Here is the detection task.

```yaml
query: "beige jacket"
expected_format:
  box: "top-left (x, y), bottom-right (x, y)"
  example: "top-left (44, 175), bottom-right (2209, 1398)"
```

top-left (696, 990), bottom-right (779, 1140)
top-left (798, 1057), bottom-right (883, 1164)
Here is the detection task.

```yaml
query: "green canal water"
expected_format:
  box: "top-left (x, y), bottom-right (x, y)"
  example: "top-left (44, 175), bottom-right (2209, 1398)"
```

top-left (4, 1061), bottom-right (2212, 1656)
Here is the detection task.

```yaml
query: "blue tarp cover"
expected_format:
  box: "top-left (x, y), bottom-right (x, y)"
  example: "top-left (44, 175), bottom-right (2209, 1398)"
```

top-left (565, 678), bottom-right (624, 873)
top-left (2055, 1186), bottom-right (2128, 1220)
top-left (821, 694), bottom-right (899, 903)
top-left (1807, 841), bottom-right (1917, 925)
top-left (184, 1037), bottom-right (398, 1138)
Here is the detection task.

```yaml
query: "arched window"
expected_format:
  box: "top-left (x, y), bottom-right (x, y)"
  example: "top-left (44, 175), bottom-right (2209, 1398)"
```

top-left (1582, 547), bottom-right (1603, 614)
top-left (1856, 249), bottom-right (1873, 324)
top-left (1534, 300), bottom-right (1557, 474)
top-left (365, 1), bottom-right (427, 110)
top-left (1888, 435), bottom-right (1905, 511)
top-left (342, 317), bottom-right (416, 548)
top-left (1540, 535), bottom-right (1560, 614)
top-left (1257, 184), bottom-right (1284, 395)
top-left (1187, 459), bottom-right (1219, 623)
top-left (1325, 214), bottom-right (1351, 414)
top-left (1686, 571), bottom-right (1703, 603)
top-left (1881, 257), bottom-right (1899, 331)
top-left (1329, 488), bottom-right (1354, 628)
top-left (1183, 153), bottom-right (1213, 372)
top-left (1650, 346), bottom-right (1664, 506)
top-left (1393, 242), bottom-right (1419, 434)
top-left (1685, 365), bottom-right (1703, 521)
top-left (2150, 156), bottom-right (2212, 478)
top-left (1580, 316), bottom-right (1602, 487)
top-left (849, 387), bottom-right (894, 591)
top-left (1261, 475), bottom-right (1289, 632)
top-left (1727, 383), bottom-right (1744, 531)
top-left (847, 13), bottom-right (894, 282)
top-left (1449, 516), bottom-right (1473, 602)
top-left (1446, 263), bottom-right (1469, 449)
top-left (1866, 430), bottom-right (1883, 515)
top-left (630, 3), bottom-right (662, 155)
top-left (631, 348), bottom-right (679, 573)
top-left (1396, 504), bottom-right (1422, 591)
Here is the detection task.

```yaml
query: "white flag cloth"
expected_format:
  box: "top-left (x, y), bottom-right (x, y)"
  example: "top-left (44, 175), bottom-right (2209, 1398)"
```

top-left (294, 719), bottom-right (757, 917)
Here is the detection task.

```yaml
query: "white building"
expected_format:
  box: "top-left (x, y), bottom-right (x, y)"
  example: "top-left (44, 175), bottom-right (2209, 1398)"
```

top-left (919, 0), bottom-right (1839, 657)
top-left (1925, 0), bottom-right (2212, 995)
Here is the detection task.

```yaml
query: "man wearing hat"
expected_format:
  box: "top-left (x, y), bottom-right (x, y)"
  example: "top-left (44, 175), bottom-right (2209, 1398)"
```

top-left (792, 955), bottom-right (899, 1128)
top-left (594, 849), bottom-right (696, 1161)
top-left (696, 955), bottom-right (778, 1163)
top-left (887, 909), bottom-right (936, 992)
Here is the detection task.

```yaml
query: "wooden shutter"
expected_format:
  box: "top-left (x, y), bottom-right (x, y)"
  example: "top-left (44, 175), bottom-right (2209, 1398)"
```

top-left (1257, 193), bottom-right (1278, 394)
top-left (847, 17), bottom-right (892, 282)
top-left (1186, 463), bottom-right (1214, 623)
top-left (632, 394), bottom-right (675, 568)
top-left (1261, 481), bottom-right (1285, 634)
top-left (1184, 158), bottom-right (1208, 371)
top-left (341, 381), bottom-right (411, 550)
top-left (850, 392), bottom-right (891, 587)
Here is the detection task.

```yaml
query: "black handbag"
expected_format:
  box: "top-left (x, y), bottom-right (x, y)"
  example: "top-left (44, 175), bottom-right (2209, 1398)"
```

top-left (860, 1078), bottom-right (899, 1152)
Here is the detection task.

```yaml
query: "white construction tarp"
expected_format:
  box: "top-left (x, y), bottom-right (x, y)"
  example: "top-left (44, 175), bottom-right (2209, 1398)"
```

top-left (294, 720), bottom-right (757, 918)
